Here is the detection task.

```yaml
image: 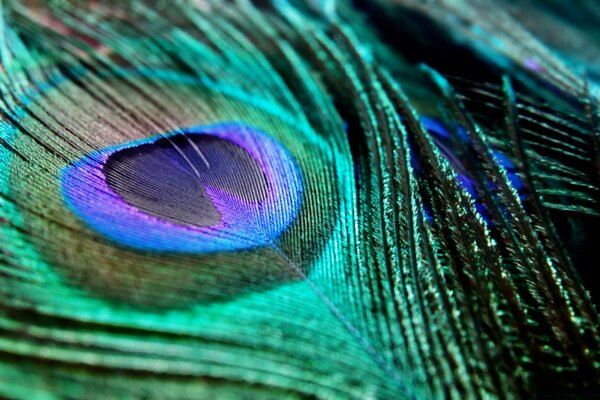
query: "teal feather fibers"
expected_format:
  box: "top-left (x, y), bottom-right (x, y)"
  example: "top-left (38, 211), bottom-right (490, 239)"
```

top-left (1, 1), bottom-right (599, 399)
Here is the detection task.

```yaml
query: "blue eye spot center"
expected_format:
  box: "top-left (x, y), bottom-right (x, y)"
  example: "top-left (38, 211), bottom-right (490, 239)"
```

top-left (104, 133), bottom-right (269, 228)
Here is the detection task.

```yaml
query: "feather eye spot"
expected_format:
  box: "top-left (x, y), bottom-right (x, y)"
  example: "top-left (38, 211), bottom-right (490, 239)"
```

top-left (61, 123), bottom-right (303, 253)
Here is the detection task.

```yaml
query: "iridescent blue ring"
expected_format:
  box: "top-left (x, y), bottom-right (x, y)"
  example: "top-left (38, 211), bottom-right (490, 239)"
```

top-left (61, 123), bottom-right (303, 253)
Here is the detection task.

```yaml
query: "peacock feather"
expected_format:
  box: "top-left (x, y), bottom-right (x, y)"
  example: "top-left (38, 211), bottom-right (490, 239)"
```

top-left (1, 0), bottom-right (599, 398)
